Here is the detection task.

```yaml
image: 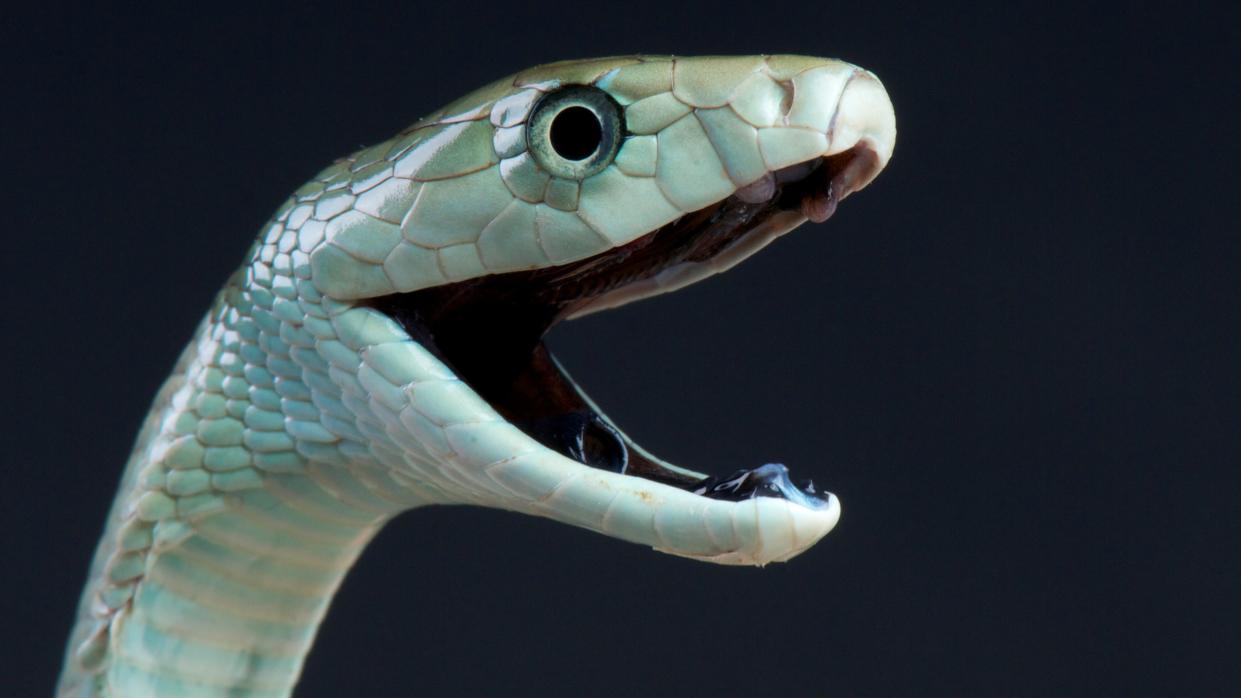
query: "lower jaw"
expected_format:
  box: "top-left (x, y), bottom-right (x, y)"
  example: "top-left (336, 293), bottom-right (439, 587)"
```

top-left (496, 341), bottom-right (835, 509)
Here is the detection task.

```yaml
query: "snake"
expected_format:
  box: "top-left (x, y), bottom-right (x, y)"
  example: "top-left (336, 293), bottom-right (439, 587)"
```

top-left (58, 54), bottom-right (895, 697)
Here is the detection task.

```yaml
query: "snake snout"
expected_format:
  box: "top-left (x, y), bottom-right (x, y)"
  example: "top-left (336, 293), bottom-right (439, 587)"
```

top-left (826, 71), bottom-right (897, 195)
top-left (740, 65), bottom-right (895, 224)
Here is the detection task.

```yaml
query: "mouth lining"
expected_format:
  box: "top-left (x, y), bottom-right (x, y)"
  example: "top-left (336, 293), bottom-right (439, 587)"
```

top-left (367, 145), bottom-right (877, 509)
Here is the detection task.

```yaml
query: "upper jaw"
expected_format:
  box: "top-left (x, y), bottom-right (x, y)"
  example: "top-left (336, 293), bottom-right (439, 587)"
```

top-left (569, 69), bottom-right (897, 319)
top-left (566, 138), bottom-right (891, 321)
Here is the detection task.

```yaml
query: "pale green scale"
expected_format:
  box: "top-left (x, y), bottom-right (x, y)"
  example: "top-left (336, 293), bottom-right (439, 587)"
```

top-left (213, 469), bottom-right (264, 492)
top-left (697, 107), bottom-right (765, 184)
top-left (499, 152), bottom-right (550, 202)
top-left (204, 445), bottom-right (249, 471)
top-left (328, 211), bottom-right (401, 263)
top-left (578, 166), bottom-right (681, 243)
top-left (596, 60), bottom-right (672, 103)
top-left (535, 204), bottom-right (605, 259)
top-left (164, 436), bottom-right (204, 469)
top-left (759, 128), bottom-right (830, 169)
top-left (625, 92), bottom-right (692, 133)
top-left (614, 133), bottom-right (657, 176)
top-left (60, 55), bottom-right (895, 697)
top-left (492, 124), bottom-right (526, 159)
top-left (788, 65), bottom-right (854, 131)
top-left (672, 55), bottom-right (768, 107)
top-left (654, 115), bottom-right (734, 208)
top-left (478, 201), bottom-right (548, 267)
top-left (543, 178), bottom-right (580, 211)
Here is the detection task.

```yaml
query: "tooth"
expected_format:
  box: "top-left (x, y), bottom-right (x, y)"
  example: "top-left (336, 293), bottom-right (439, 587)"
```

top-left (734, 173), bottom-right (775, 204)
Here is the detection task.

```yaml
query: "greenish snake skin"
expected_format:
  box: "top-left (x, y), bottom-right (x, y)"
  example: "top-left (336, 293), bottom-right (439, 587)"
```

top-left (59, 55), bottom-right (896, 697)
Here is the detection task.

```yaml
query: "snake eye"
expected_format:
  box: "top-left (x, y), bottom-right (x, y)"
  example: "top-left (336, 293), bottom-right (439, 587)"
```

top-left (527, 86), bottom-right (622, 180)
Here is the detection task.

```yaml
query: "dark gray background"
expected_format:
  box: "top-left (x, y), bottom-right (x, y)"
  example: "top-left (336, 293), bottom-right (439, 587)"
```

top-left (6, 2), bottom-right (1238, 696)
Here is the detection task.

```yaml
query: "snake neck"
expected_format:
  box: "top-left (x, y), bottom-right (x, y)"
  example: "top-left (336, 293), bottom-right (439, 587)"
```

top-left (59, 277), bottom-right (422, 697)
top-left (94, 476), bottom-right (385, 697)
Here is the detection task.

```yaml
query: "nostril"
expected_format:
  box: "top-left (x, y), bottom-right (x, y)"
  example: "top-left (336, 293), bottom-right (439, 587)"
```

top-left (776, 78), bottom-right (795, 119)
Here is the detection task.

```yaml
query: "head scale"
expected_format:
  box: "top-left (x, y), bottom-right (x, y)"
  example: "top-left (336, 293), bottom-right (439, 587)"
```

top-left (297, 55), bottom-right (895, 302)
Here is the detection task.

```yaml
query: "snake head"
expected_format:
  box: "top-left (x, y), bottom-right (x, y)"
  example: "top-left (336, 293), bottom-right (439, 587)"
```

top-left (273, 55), bottom-right (895, 565)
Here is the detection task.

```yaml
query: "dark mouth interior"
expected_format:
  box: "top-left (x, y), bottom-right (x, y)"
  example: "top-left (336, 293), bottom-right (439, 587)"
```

top-left (368, 150), bottom-right (867, 508)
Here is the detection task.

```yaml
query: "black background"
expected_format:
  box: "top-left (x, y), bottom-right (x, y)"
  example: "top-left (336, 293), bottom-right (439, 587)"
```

top-left (6, 3), bottom-right (1239, 696)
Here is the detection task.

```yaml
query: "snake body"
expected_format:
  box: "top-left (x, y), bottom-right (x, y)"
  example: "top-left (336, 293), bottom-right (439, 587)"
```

top-left (59, 55), bottom-right (895, 697)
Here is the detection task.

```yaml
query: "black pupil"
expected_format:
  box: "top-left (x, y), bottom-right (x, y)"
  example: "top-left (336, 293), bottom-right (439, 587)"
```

top-left (549, 106), bottom-right (602, 161)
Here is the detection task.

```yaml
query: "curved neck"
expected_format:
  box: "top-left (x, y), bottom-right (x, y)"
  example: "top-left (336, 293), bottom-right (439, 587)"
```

top-left (103, 472), bottom-right (391, 697)
top-left (61, 279), bottom-right (441, 697)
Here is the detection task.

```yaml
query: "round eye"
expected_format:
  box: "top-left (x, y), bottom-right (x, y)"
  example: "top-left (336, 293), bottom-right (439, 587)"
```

top-left (526, 86), bottom-right (623, 180)
top-left (549, 107), bottom-right (602, 160)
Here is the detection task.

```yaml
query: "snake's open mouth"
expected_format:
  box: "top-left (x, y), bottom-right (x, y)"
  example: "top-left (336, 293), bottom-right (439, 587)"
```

top-left (369, 145), bottom-right (880, 509)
